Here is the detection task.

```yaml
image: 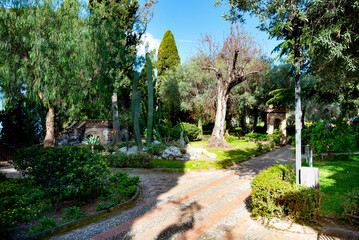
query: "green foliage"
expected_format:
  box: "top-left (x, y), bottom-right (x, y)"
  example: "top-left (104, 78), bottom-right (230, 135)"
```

top-left (87, 135), bottom-right (100, 151)
top-left (171, 122), bottom-right (200, 141)
top-left (343, 189), bottom-right (359, 226)
top-left (12, 146), bottom-right (110, 201)
top-left (146, 54), bottom-right (154, 146)
top-left (0, 172), bottom-right (7, 182)
top-left (157, 30), bottom-right (181, 76)
top-left (146, 143), bottom-right (167, 156)
top-left (102, 153), bottom-right (152, 168)
top-left (251, 164), bottom-right (322, 222)
top-left (157, 66), bottom-right (182, 124)
top-left (97, 172), bottom-right (140, 210)
top-left (27, 217), bottom-right (57, 236)
top-left (61, 206), bottom-right (86, 223)
top-left (302, 119), bottom-right (358, 155)
top-left (245, 133), bottom-right (281, 144)
top-left (0, 178), bottom-right (52, 235)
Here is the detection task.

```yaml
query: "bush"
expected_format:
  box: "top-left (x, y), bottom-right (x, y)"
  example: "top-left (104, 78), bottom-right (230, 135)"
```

top-left (0, 178), bottom-right (52, 235)
top-left (102, 153), bottom-right (152, 168)
top-left (61, 206), bottom-right (86, 223)
top-left (251, 164), bottom-right (322, 222)
top-left (12, 146), bottom-right (110, 201)
top-left (97, 172), bottom-right (140, 210)
top-left (343, 189), bottom-right (359, 226)
top-left (171, 122), bottom-right (200, 140)
top-left (146, 143), bottom-right (167, 156)
top-left (27, 217), bottom-right (57, 236)
top-left (302, 119), bottom-right (358, 155)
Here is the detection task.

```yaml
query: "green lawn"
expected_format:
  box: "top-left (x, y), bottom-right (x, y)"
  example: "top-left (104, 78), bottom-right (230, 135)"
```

top-left (152, 136), bottom-right (261, 170)
top-left (306, 154), bottom-right (359, 217)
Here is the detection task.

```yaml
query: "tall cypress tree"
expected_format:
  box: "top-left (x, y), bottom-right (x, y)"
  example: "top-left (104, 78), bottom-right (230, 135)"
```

top-left (157, 30), bottom-right (180, 76)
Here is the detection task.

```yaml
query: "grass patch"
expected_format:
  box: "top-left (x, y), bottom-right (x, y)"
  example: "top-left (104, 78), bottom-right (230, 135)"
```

top-left (191, 137), bottom-right (262, 167)
top-left (305, 154), bottom-right (359, 217)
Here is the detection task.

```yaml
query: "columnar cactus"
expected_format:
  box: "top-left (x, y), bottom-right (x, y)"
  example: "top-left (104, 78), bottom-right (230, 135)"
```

top-left (146, 54), bottom-right (154, 146)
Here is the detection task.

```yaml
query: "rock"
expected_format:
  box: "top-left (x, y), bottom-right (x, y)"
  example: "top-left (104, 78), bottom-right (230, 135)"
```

top-left (206, 152), bottom-right (217, 159)
top-left (127, 146), bottom-right (139, 155)
top-left (118, 147), bottom-right (128, 154)
top-left (152, 140), bottom-right (161, 145)
top-left (182, 153), bottom-right (190, 161)
top-left (118, 146), bottom-right (139, 155)
top-left (162, 146), bottom-right (182, 159)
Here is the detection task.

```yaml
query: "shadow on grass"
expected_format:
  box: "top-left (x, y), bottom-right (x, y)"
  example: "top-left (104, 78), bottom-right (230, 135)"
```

top-left (310, 154), bottom-right (359, 216)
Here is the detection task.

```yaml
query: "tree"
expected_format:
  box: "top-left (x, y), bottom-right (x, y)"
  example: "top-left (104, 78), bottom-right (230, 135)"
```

top-left (217, 0), bottom-right (359, 183)
top-left (178, 59), bottom-right (217, 139)
top-left (216, 0), bottom-right (311, 183)
top-left (157, 30), bottom-right (181, 77)
top-left (198, 25), bottom-right (264, 148)
top-left (0, 0), bottom-right (156, 147)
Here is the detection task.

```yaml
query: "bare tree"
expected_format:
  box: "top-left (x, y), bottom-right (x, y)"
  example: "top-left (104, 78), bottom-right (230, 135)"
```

top-left (199, 25), bottom-right (264, 148)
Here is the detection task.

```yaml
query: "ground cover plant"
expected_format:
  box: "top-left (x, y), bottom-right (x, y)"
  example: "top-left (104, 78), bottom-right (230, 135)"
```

top-left (0, 178), bottom-right (52, 237)
top-left (1, 146), bottom-right (140, 238)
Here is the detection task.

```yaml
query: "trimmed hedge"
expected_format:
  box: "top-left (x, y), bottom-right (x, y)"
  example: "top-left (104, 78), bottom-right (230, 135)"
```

top-left (251, 164), bottom-right (322, 222)
top-left (12, 146), bottom-right (110, 201)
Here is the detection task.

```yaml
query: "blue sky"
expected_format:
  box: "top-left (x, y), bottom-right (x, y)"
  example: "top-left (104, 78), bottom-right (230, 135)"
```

top-left (138, 0), bottom-right (282, 63)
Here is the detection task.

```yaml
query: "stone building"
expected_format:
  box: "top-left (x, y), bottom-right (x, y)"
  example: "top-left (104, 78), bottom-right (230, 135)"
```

top-left (56, 119), bottom-right (113, 146)
top-left (266, 104), bottom-right (287, 145)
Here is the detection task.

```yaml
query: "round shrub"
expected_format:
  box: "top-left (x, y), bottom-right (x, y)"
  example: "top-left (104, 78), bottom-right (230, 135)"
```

top-left (171, 122), bottom-right (200, 140)
top-left (12, 146), bottom-right (110, 200)
top-left (251, 164), bottom-right (322, 222)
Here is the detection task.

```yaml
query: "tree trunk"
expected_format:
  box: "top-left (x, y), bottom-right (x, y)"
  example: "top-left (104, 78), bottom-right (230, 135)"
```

top-left (112, 92), bottom-right (120, 142)
top-left (44, 105), bottom-right (55, 147)
top-left (301, 106), bottom-right (306, 130)
top-left (198, 116), bottom-right (203, 140)
top-left (293, 18), bottom-right (303, 185)
top-left (207, 83), bottom-right (232, 148)
top-left (251, 108), bottom-right (258, 133)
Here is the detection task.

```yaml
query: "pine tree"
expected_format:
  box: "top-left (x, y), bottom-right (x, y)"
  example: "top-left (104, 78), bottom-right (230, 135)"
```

top-left (157, 30), bottom-right (180, 76)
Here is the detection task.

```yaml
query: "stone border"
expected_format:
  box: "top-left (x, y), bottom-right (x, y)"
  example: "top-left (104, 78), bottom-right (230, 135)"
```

top-left (25, 186), bottom-right (141, 240)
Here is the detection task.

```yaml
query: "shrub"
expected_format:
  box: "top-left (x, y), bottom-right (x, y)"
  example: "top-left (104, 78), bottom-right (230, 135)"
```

top-left (27, 217), bottom-right (57, 236)
top-left (171, 122), bottom-right (200, 140)
top-left (225, 133), bottom-right (238, 143)
top-left (61, 206), bottom-right (86, 223)
top-left (302, 119), bottom-right (358, 155)
top-left (97, 172), bottom-right (140, 210)
top-left (0, 178), bottom-right (52, 235)
top-left (102, 153), bottom-right (152, 168)
top-left (251, 164), bottom-right (322, 222)
top-left (146, 143), bottom-right (167, 156)
top-left (245, 133), bottom-right (269, 142)
top-left (12, 146), bottom-right (110, 201)
top-left (343, 189), bottom-right (359, 226)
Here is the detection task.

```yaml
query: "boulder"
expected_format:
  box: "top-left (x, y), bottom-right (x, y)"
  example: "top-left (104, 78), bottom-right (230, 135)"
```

top-left (162, 146), bottom-right (182, 159)
top-left (118, 146), bottom-right (139, 155)
top-left (152, 140), bottom-right (161, 145)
